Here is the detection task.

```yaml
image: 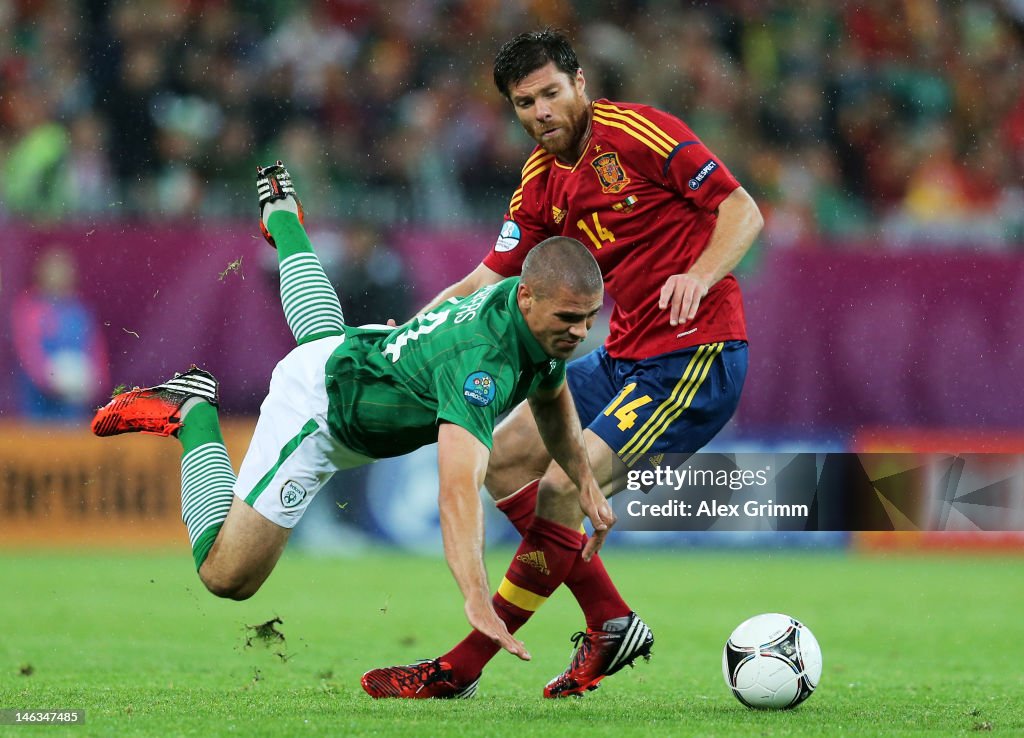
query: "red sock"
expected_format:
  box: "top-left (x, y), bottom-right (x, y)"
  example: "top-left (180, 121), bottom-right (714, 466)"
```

top-left (496, 479), bottom-right (631, 630)
top-left (495, 480), bottom-right (539, 536)
top-left (443, 516), bottom-right (583, 683)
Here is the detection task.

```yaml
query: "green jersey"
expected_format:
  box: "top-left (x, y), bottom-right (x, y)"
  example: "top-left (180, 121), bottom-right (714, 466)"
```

top-left (325, 278), bottom-right (565, 459)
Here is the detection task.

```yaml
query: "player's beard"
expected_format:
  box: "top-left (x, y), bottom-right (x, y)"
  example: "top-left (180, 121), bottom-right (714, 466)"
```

top-left (534, 100), bottom-right (591, 162)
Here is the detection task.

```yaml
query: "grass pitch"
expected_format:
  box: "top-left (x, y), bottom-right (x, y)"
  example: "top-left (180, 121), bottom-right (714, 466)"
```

top-left (0, 548), bottom-right (1021, 737)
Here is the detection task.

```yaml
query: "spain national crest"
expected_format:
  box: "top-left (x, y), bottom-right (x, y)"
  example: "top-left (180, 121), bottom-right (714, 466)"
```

top-left (591, 151), bottom-right (630, 194)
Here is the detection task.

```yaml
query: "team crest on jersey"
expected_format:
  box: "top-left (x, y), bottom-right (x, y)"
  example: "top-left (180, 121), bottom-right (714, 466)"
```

top-left (551, 205), bottom-right (566, 224)
top-left (591, 151), bottom-right (630, 194)
top-left (280, 480), bottom-right (307, 509)
top-left (463, 371), bottom-right (496, 407)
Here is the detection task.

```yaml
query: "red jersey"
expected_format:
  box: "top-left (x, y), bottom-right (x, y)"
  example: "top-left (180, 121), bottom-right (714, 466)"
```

top-left (483, 99), bottom-right (747, 360)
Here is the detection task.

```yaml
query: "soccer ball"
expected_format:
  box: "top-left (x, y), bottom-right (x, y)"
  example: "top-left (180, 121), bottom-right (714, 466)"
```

top-left (722, 613), bottom-right (822, 709)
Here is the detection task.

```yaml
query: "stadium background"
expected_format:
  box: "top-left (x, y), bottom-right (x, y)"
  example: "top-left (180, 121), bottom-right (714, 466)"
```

top-left (2, 0), bottom-right (1022, 553)
top-left (1, 3), bottom-right (1023, 734)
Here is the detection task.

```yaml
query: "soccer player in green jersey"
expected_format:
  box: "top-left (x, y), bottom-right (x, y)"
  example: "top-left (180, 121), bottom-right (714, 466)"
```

top-left (91, 163), bottom-right (614, 677)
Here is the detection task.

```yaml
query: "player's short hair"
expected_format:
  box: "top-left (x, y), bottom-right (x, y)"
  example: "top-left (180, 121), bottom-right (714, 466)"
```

top-left (521, 237), bottom-right (602, 300)
top-left (493, 29), bottom-right (580, 100)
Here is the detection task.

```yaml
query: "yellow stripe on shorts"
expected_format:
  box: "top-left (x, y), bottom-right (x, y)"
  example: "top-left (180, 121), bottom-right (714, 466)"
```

top-left (618, 343), bottom-right (724, 466)
top-left (497, 577), bottom-right (547, 612)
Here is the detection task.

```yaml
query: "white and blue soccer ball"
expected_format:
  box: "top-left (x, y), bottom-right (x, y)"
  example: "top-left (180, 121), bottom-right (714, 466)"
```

top-left (722, 613), bottom-right (822, 709)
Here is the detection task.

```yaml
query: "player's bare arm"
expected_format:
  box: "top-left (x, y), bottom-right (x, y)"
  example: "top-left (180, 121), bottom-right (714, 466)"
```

top-left (415, 262), bottom-right (504, 317)
top-left (659, 186), bottom-right (764, 326)
top-left (436, 422), bottom-right (530, 661)
top-left (528, 384), bottom-right (615, 558)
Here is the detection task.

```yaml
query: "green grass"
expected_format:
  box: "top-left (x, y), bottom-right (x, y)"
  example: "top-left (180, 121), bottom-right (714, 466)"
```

top-left (0, 548), bottom-right (1021, 737)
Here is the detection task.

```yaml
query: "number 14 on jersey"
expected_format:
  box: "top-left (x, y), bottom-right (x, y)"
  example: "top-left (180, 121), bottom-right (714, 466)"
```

top-left (576, 212), bottom-right (616, 250)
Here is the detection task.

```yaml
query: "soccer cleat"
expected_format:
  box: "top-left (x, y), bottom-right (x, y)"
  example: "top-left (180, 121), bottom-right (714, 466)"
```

top-left (91, 366), bottom-right (219, 438)
top-left (256, 160), bottom-right (304, 247)
top-left (543, 612), bottom-right (654, 698)
top-left (360, 659), bottom-right (480, 699)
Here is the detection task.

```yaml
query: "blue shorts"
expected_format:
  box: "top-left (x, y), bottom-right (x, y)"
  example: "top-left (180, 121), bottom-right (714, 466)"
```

top-left (566, 341), bottom-right (748, 468)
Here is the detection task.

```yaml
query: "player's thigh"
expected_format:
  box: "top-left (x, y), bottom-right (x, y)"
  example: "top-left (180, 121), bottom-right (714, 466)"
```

top-left (484, 401), bottom-right (549, 500)
top-left (201, 496), bottom-right (291, 595)
top-left (586, 430), bottom-right (630, 497)
top-left (537, 429), bottom-right (629, 522)
top-left (234, 410), bottom-right (358, 529)
top-left (587, 341), bottom-right (748, 472)
top-left (233, 335), bottom-right (370, 527)
top-left (485, 347), bottom-right (620, 500)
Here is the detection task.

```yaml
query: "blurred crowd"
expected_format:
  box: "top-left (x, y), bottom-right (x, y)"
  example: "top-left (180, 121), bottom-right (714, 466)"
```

top-left (2, 0), bottom-right (1023, 247)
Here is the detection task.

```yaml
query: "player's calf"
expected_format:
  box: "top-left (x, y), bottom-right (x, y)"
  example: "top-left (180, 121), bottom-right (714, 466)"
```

top-left (93, 367), bottom-right (237, 575)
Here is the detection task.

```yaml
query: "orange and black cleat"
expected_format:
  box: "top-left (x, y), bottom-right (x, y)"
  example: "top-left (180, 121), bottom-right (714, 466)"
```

top-left (360, 659), bottom-right (479, 699)
top-left (91, 366), bottom-right (219, 438)
top-left (256, 160), bottom-right (304, 247)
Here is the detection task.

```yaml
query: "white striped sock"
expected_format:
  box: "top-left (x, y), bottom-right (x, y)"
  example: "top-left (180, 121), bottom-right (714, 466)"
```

top-left (279, 253), bottom-right (345, 342)
top-left (180, 442), bottom-right (235, 550)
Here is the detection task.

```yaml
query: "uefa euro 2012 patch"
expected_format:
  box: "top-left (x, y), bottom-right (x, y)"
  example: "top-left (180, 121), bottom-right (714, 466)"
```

top-left (463, 371), bottom-right (496, 407)
top-left (494, 220), bottom-right (520, 252)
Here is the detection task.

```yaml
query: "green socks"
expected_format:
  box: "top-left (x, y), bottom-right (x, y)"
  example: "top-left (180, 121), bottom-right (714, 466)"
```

top-left (267, 211), bottom-right (345, 344)
top-left (178, 401), bottom-right (235, 569)
top-left (175, 211), bottom-right (343, 568)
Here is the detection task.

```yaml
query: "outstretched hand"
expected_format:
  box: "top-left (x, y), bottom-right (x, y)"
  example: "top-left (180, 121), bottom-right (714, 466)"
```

top-left (659, 273), bottom-right (709, 327)
top-left (579, 481), bottom-right (616, 561)
top-left (465, 597), bottom-right (530, 661)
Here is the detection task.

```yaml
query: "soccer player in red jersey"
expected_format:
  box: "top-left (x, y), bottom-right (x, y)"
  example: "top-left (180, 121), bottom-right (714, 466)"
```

top-left (363, 29), bottom-right (763, 699)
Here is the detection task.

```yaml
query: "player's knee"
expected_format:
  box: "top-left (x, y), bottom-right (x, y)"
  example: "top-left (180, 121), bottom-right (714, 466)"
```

top-left (199, 565), bottom-right (260, 601)
top-left (538, 474), bottom-right (576, 501)
top-left (536, 474), bottom-right (583, 525)
top-left (483, 448), bottom-right (521, 499)
top-left (485, 428), bottom-right (548, 500)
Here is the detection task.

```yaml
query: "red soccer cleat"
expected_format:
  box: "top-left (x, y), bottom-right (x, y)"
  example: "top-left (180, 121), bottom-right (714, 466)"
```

top-left (543, 612), bottom-right (654, 698)
top-left (91, 366), bottom-right (219, 438)
top-left (257, 160), bottom-right (304, 247)
top-left (360, 659), bottom-right (479, 699)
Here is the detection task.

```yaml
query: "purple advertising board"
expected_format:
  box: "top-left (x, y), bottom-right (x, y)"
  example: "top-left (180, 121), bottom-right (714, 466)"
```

top-left (3, 221), bottom-right (1022, 442)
